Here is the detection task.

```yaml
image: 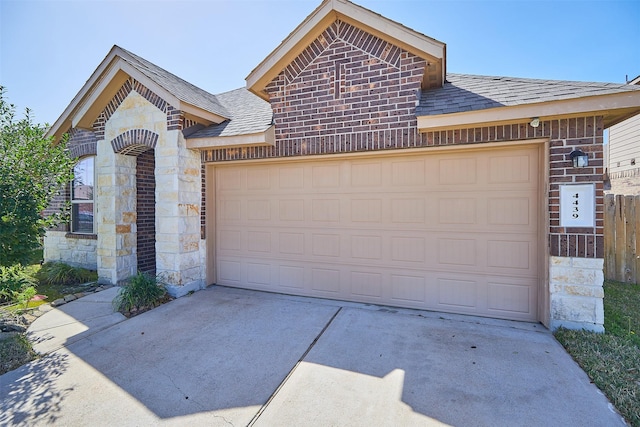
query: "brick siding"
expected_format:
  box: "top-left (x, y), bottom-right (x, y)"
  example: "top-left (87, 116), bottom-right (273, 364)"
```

top-left (92, 78), bottom-right (184, 137)
top-left (136, 149), bottom-right (156, 275)
top-left (111, 129), bottom-right (159, 155)
top-left (199, 29), bottom-right (605, 260)
top-left (200, 21), bottom-right (604, 260)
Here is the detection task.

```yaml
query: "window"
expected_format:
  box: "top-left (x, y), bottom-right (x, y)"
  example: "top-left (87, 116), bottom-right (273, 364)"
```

top-left (71, 156), bottom-right (95, 234)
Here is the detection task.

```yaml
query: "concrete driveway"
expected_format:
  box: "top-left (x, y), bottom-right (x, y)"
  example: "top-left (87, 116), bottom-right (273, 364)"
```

top-left (0, 286), bottom-right (625, 426)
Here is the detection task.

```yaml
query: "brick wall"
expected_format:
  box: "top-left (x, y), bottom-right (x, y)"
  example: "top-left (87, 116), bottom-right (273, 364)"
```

top-left (200, 21), bottom-right (604, 261)
top-left (136, 149), bottom-right (156, 274)
top-left (93, 78), bottom-right (185, 138)
top-left (136, 149), bottom-right (156, 275)
top-left (267, 20), bottom-right (425, 149)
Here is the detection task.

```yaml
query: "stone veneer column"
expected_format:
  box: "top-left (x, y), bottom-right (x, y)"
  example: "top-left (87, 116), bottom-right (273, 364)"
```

top-left (155, 130), bottom-right (204, 297)
top-left (96, 141), bottom-right (137, 284)
top-left (99, 91), bottom-right (167, 285)
top-left (549, 256), bottom-right (604, 332)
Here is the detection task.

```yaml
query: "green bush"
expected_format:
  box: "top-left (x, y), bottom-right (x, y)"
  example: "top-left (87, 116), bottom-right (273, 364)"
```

top-left (36, 262), bottom-right (97, 286)
top-left (113, 272), bottom-right (167, 313)
top-left (0, 265), bottom-right (36, 305)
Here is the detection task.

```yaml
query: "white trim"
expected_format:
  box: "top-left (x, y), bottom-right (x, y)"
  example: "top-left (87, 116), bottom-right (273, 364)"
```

top-left (186, 126), bottom-right (275, 149)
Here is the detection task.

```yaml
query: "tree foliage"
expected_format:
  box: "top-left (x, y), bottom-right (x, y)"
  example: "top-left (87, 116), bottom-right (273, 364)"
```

top-left (0, 87), bottom-right (75, 267)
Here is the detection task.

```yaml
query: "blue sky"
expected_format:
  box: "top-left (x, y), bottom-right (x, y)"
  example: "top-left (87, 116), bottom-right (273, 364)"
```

top-left (1, 0), bottom-right (639, 125)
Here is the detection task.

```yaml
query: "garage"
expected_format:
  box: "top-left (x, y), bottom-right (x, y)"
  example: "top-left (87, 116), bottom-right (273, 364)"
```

top-left (211, 142), bottom-right (542, 321)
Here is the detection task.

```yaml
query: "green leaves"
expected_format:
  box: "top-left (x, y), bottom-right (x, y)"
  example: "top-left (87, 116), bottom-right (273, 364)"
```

top-left (113, 272), bottom-right (167, 314)
top-left (0, 86), bottom-right (76, 267)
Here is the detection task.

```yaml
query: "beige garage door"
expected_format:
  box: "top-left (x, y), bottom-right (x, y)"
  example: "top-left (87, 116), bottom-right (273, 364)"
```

top-left (214, 144), bottom-right (540, 321)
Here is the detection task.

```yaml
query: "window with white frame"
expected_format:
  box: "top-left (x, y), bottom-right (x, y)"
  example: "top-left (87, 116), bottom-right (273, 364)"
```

top-left (71, 156), bottom-right (95, 234)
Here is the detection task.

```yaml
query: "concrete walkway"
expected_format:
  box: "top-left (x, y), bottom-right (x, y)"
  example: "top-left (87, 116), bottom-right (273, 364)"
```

top-left (0, 286), bottom-right (626, 426)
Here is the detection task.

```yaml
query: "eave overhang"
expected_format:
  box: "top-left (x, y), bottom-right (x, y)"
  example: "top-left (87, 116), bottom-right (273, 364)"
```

top-left (417, 91), bottom-right (640, 132)
top-left (186, 125), bottom-right (276, 150)
top-left (246, 0), bottom-right (446, 100)
top-left (47, 46), bottom-right (228, 142)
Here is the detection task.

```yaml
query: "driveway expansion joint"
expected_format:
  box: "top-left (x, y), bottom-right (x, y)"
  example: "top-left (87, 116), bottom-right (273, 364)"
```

top-left (248, 306), bottom-right (342, 426)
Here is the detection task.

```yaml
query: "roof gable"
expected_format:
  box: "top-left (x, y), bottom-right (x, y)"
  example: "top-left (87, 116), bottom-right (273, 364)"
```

top-left (246, 0), bottom-right (445, 100)
top-left (48, 45), bottom-right (229, 140)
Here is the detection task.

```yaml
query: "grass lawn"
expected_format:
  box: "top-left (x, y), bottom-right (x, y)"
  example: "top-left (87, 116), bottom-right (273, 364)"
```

top-left (555, 280), bottom-right (640, 427)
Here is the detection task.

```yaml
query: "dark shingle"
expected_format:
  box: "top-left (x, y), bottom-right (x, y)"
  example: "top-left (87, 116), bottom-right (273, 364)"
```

top-left (417, 74), bottom-right (640, 116)
top-left (119, 47), bottom-right (230, 118)
top-left (188, 88), bottom-right (273, 138)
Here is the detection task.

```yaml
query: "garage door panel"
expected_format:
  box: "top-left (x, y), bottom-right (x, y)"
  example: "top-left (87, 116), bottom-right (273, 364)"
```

top-left (278, 167), bottom-right (304, 189)
top-left (312, 199), bottom-right (341, 222)
top-left (438, 157), bottom-right (478, 185)
top-left (311, 268), bottom-right (341, 294)
top-left (390, 236), bottom-right (426, 263)
top-left (247, 262), bottom-right (272, 287)
top-left (488, 153), bottom-right (534, 184)
top-left (215, 145), bottom-right (540, 321)
top-left (390, 274), bottom-right (427, 303)
top-left (278, 265), bottom-right (305, 289)
top-left (278, 232), bottom-right (305, 255)
top-left (246, 168), bottom-right (271, 190)
top-left (487, 279), bottom-right (534, 316)
top-left (351, 161), bottom-right (383, 187)
top-left (436, 277), bottom-right (480, 309)
top-left (391, 159), bottom-right (426, 186)
top-left (438, 198), bottom-right (478, 224)
top-left (487, 240), bottom-right (533, 271)
top-left (247, 231), bottom-right (272, 253)
top-left (437, 237), bottom-right (478, 267)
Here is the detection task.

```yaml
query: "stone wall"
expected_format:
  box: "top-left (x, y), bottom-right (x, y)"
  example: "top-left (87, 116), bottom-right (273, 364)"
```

top-left (43, 232), bottom-right (97, 270)
top-left (549, 256), bottom-right (604, 332)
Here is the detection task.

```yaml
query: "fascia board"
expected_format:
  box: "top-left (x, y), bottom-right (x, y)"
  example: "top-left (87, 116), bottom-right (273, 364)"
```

top-left (186, 126), bottom-right (275, 149)
top-left (417, 92), bottom-right (640, 132)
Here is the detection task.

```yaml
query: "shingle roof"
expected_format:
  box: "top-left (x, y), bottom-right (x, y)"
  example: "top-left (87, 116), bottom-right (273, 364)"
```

top-left (188, 88), bottom-right (273, 139)
top-left (119, 47), bottom-right (230, 119)
top-left (417, 73), bottom-right (640, 116)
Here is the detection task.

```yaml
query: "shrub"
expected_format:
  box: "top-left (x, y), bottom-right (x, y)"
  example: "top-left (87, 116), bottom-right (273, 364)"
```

top-left (113, 272), bottom-right (167, 314)
top-left (36, 262), bottom-right (97, 286)
top-left (0, 265), bottom-right (36, 305)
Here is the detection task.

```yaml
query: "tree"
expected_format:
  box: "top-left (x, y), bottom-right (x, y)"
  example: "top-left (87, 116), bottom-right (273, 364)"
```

top-left (0, 87), bottom-right (75, 267)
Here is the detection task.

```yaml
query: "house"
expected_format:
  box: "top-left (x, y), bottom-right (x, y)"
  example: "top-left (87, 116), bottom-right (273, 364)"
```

top-left (606, 75), bottom-right (640, 195)
top-left (43, 0), bottom-right (640, 332)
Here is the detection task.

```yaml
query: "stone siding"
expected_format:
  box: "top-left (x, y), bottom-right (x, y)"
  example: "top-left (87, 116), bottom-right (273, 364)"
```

top-left (549, 256), bottom-right (604, 332)
top-left (43, 231), bottom-right (97, 270)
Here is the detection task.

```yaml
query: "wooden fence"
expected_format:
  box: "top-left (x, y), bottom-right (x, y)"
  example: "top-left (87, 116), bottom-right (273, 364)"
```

top-left (604, 194), bottom-right (640, 284)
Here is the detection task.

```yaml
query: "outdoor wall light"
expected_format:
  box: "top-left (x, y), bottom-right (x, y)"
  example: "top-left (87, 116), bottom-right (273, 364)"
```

top-left (529, 117), bottom-right (540, 128)
top-left (570, 149), bottom-right (589, 168)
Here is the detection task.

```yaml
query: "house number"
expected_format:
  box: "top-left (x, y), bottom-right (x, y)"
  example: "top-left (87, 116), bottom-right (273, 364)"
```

top-left (559, 184), bottom-right (595, 227)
